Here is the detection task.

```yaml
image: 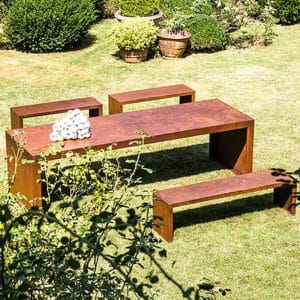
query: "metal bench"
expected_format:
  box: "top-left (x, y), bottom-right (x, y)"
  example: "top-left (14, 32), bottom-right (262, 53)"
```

top-left (108, 84), bottom-right (195, 114)
top-left (10, 97), bottom-right (103, 129)
top-left (153, 169), bottom-right (297, 242)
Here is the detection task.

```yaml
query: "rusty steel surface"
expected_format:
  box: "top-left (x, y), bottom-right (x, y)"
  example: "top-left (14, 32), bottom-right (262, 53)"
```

top-left (6, 99), bottom-right (255, 206)
top-left (7, 99), bottom-right (254, 160)
top-left (108, 84), bottom-right (195, 114)
top-left (10, 97), bottom-right (103, 129)
top-left (153, 169), bottom-right (297, 242)
top-left (109, 84), bottom-right (195, 104)
top-left (154, 169), bottom-right (297, 207)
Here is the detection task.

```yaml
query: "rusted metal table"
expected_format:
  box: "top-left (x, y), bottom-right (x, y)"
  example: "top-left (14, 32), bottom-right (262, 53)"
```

top-left (6, 99), bottom-right (254, 207)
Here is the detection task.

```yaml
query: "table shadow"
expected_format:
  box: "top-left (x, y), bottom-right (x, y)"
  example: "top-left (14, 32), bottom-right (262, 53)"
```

top-left (118, 143), bottom-right (226, 185)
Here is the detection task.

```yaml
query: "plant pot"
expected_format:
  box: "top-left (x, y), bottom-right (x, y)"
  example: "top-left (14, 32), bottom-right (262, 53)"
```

top-left (120, 48), bottom-right (149, 63)
top-left (115, 10), bottom-right (163, 25)
top-left (157, 29), bottom-right (191, 58)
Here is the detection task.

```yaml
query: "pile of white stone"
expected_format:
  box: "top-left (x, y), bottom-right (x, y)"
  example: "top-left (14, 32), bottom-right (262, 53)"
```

top-left (50, 109), bottom-right (91, 142)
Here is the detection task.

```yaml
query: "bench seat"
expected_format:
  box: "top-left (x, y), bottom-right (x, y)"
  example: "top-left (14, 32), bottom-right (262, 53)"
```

top-left (10, 97), bottom-right (103, 129)
top-left (153, 169), bottom-right (297, 242)
top-left (108, 84), bottom-right (195, 114)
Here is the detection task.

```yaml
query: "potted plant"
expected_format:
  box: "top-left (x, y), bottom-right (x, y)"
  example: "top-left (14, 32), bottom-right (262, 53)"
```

top-left (157, 12), bottom-right (191, 58)
top-left (113, 17), bottom-right (157, 63)
top-left (115, 0), bottom-right (163, 24)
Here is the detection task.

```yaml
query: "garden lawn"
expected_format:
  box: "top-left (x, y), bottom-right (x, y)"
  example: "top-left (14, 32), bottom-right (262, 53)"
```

top-left (0, 20), bottom-right (299, 299)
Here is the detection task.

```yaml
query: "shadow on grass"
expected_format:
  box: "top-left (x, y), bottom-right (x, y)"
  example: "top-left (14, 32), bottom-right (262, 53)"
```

top-left (67, 34), bottom-right (98, 52)
top-left (174, 193), bottom-right (275, 231)
top-left (119, 143), bottom-right (225, 185)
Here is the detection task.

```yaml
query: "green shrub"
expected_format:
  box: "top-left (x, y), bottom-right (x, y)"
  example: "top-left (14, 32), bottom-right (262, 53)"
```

top-left (193, 0), bottom-right (214, 16)
top-left (0, 22), bottom-right (11, 49)
top-left (272, 0), bottom-right (300, 25)
top-left (6, 0), bottom-right (96, 53)
top-left (229, 20), bottom-right (275, 48)
top-left (243, 0), bottom-right (264, 18)
top-left (185, 14), bottom-right (227, 51)
top-left (0, 2), bottom-right (7, 23)
top-left (214, 0), bottom-right (242, 32)
top-left (113, 17), bottom-right (157, 50)
top-left (117, 0), bottom-right (160, 17)
top-left (0, 138), bottom-right (224, 299)
top-left (159, 0), bottom-right (194, 17)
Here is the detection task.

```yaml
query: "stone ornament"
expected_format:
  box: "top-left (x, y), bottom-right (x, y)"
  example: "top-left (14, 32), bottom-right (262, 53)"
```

top-left (50, 109), bottom-right (91, 142)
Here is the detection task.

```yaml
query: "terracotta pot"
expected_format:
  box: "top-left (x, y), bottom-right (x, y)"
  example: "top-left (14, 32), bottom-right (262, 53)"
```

top-left (115, 10), bottom-right (163, 25)
top-left (157, 29), bottom-right (191, 58)
top-left (120, 48), bottom-right (149, 63)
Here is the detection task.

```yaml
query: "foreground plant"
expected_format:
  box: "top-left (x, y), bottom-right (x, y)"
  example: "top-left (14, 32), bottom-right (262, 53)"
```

top-left (0, 138), bottom-right (227, 299)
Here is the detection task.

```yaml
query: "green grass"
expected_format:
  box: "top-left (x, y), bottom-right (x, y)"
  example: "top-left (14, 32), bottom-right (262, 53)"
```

top-left (0, 20), bottom-right (299, 299)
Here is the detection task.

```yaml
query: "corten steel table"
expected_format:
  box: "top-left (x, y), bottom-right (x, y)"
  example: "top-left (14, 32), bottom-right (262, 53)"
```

top-left (6, 99), bottom-right (254, 207)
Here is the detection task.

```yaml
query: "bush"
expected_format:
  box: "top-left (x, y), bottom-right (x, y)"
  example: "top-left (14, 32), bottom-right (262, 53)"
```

top-left (0, 137), bottom-right (225, 299)
top-left (117, 0), bottom-right (160, 17)
top-left (0, 23), bottom-right (10, 49)
top-left (6, 0), bottom-right (96, 53)
top-left (185, 14), bottom-right (227, 51)
top-left (159, 0), bottom-right (194, 17)
top-left (272, 0), bottom-right (300, 25)
top-left (113, 17), bottom-right (157, 50)
top-left (213, 0), bottom-right (242, 32)
top-left (229, 20), bottom-right (275, 48)
top-left (193, 0), bottom-right (214, 16)
top-left (0, 2), bottom-right (7, 23)
top-left (243, 0), bottom-right (264, 18)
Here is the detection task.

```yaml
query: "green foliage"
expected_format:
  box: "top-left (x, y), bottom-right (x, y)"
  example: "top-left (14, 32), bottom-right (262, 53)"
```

top-left (159, 0), bottom-right (194, 18)
top-left (185, 14), bottom-right (227, 51)
top-left (113, 17), bottom-right (157, 50)
top-left (6, 0), bottom-right (96, 53)
top-left (243, 0), bottom-right (264, 18)
top-left (117, 0), bottom-right (160, 17)
top-left (0, 136), bottom-right (225, 299)
top-left (0, 2), bottom-right (10, 49)
top-left (0, 23), bottom-right (10, 48)
top-left (162, 11), bottom-right (187, 32)
top-left (229, 20), bottom-right (275, 48)
top-left (272, 0), bottom-right (300, 25)
top-left (213, 0), bottom-right (242, 32)
top-left (193, 0), bottom-right (214, 15)
top-left (0, 2), bottom-right (7, 23)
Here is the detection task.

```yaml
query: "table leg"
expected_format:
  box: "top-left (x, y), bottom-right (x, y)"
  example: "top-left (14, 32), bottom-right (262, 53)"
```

top-left (6, 134), bottom-right (42, 208)
top-left (209, 125), bottom-right (254, 174)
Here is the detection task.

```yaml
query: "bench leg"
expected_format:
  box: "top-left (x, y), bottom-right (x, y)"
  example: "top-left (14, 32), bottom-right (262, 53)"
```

top-left (89, 105), bottom-right (103, 117)
top-left (109, 97), bottom-right (123, 115)
top-left (153, 197), bottom-right (174, 242)
top-left (179, 92), bottom-right (195, 104)
top-left (274, 185), bottom-right (297, 215)
top-left (6, 134), bottom-right (42, 208)
top-left (11, 109), bottom-right (23, 129)
top-left (209, 125), bottom-right (254, 174)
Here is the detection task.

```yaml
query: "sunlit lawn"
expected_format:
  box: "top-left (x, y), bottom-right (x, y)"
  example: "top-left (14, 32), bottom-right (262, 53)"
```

top-left (0, 20), bottom-right (299, 299)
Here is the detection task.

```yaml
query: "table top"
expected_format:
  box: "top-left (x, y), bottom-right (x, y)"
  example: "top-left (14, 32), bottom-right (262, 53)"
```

top-left (6, 99), bottom-right (254, 160)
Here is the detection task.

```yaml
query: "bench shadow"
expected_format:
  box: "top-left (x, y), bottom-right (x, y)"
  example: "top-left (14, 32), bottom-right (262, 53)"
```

top-left (118, 143), bottom-right (225, 185)
top-left (173, 193), bottom-right (275, 230)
